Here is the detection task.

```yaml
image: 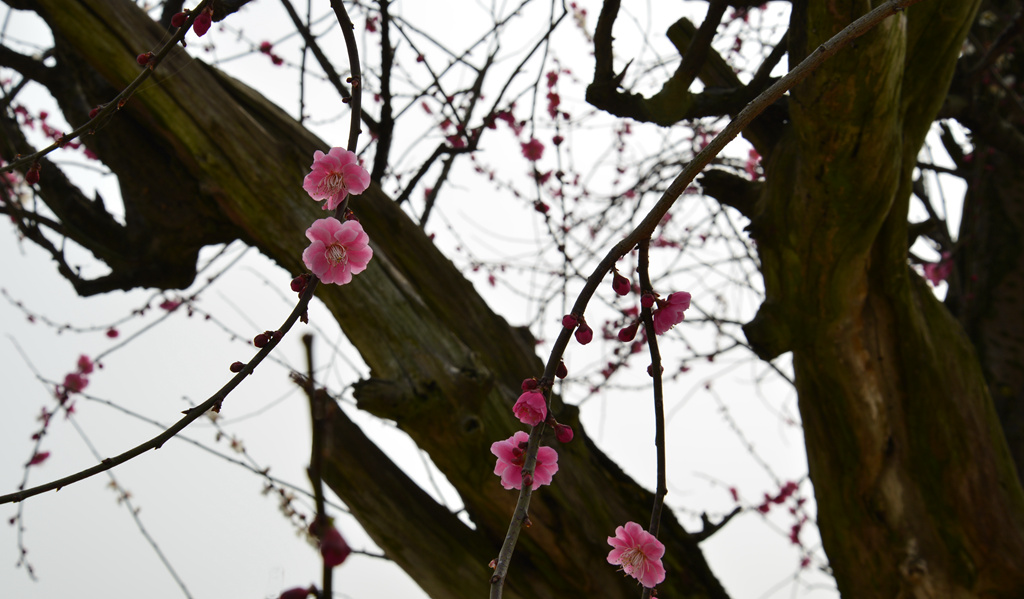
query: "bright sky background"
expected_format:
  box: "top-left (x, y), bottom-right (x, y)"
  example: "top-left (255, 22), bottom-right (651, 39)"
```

top-left (0, 1), bottom-right (967, 598)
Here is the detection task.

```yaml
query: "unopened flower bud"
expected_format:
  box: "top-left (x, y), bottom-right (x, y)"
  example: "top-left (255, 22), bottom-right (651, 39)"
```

top-left (555, 423), bottom-right (574, 443)
top-left (521, 378), bottom-right (539, 391)
top-left (561, 314), bottom-right (577, 329)
top-left (647, 364), bottom-right (664, 377)
top-left (575, 320), bottom-right (593, 345)
top-left (617, 321), bottom-right (639, 342)
top-left (25, 163), bottom-right (40, 185)
top-left (555, 361), bottom-right (568, 379)
top-left (170, 11), bottom-right (188, 28)
top-left (612, 271), bottom-right (630, 296)
top-left (521, 473), bottom-right (534, 489)
top-left (253, 333), bottom-right (270, 348)
top-left (290, 273), bottom-right (309, 294)
top-left (136, 52), bottom-right (153, 66)
top-left (641, 293), bottom-right (655, 308)
top-left (229, 361), bottom-right (245, 373)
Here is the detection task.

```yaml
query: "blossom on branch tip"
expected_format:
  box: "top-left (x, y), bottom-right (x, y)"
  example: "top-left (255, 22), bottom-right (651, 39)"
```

top-left (490, 431), bottom-right (558, 490)
top-left (302, 218), bottom-right (373, 285)
top-left (652, 291), bottom-right (691, 335)
top-left (303, 148), bottom-right (370, 211)
top-left (513, 390), bottom-right (547, 426)
top-left (607, 522), bottom-right (666, 588)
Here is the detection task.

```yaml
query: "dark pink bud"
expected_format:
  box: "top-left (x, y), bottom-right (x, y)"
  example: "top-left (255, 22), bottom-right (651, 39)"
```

top-left (170, 11), bottom-right (188, 28)
top-left (555, 361), bottom-right (568, 379)
top-left (193, 9), bottom-right (212, 37)
top-left (25, 163), bottom-right (40, 185)
top-left (617, 321), bottom-right (639, 342)
top-left (561, 314), bottom-right (577, 329)
top-left (575, 320), bottom-right (593, 345)
top-left (64, 373), bottom-right (87, 393)
top-left (105, 327), bottom-right (119, 338)
top-left (290, 274), bottom-right (309, 294)
top-left (320, 527), bottom-right (351, 567)
top-left (27, 451), bottom-right (50, 466)
top-left (521, 378), bottom-right (539, 391)
top-left (259, 41), bottom-right (273, 53)
top-left (136, 52), bottom-right (153, 66)
top-left (229, 361), bottom-right (244, 373)
top-left (521, 473), bottom-right (534, 488)
top-left (278, 587), bottom-right (313, 599)
top-left (641, 293), bottom-right (655, 308)
top-left (253, 333), bottom-right (270, 348)
top-left (555, 423), bottom-right (573, 443)
top-left (647, 364), bottom-right (664, 377)
top-left (612, 271), bottom-right (630, 296)
top-left (77, 355), bottom-right (94, 374)
top-left (552, 135), bottom-right (564, 146)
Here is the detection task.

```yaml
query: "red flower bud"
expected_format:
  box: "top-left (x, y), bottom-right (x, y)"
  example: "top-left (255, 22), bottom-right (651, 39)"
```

top-left (555, 361), bottom-right (568, 379)
top-left (555, 423), bottom-right (574, 443)
top-left (319, 527), bottom-right (351, 567)
top-left (229, 361), bottom-right (245, 373)
top-left (641, 293), bottom-right (655, 308)
top-left (253, 333), bottom-right (270, 348)
top-left (617, 321), bottom-right (639, 342)
top-left (136, 52), bottom-right (153, 66)
top-left (561, 314), bottom-right (577, 329)
top-left (25, 163), bottom-right (40, 185)
top-left (612, 271), bottom-right (630, 296)
top-left (170, 11), bottom-right (188, 28)
top-left (521, 378), bottom-right (539, 391)
top-left (193, 10), bottom-right (213, 37)
top-left (575, 320), bottom-right (593, 345)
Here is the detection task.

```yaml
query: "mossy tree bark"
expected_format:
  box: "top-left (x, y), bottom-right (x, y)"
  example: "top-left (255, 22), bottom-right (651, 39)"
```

top-left (742, 0), bottom-right (1024, 596)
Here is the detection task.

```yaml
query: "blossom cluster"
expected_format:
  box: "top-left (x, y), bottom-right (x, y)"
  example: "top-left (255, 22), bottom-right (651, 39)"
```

top-left (298, 148), bottom-right (374, 285)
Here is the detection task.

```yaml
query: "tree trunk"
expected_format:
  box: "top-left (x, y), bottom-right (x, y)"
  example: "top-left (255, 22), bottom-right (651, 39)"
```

top-left (745, 0), bottom-right (1024, 596)
top-left (7, 1), bottom-right (730, 597)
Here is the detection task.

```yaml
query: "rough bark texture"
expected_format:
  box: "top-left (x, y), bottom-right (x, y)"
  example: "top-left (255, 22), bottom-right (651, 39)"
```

top-left (743, 0), bottom-right (1024, 596)
top-left (1, 1), bottom-right (729, 598)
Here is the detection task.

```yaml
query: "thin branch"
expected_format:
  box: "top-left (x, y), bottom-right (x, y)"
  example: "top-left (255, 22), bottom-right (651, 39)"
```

top-left (0, 276), bottom-right (322, 505)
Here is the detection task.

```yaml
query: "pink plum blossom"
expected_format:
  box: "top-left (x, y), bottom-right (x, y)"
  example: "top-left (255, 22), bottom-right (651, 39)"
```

top-left (490, 431), bottom-right (559, 490)
top-left (607, 522), bottom-right (666, 588)
top-left (303, 148), bottom-right (371, 211)
top-left (302, 218), bottom-right (373, 285)
top-left (652, 291), bottom-right (691, 335)
top-left (513, 390), bottom-right (547, 426)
